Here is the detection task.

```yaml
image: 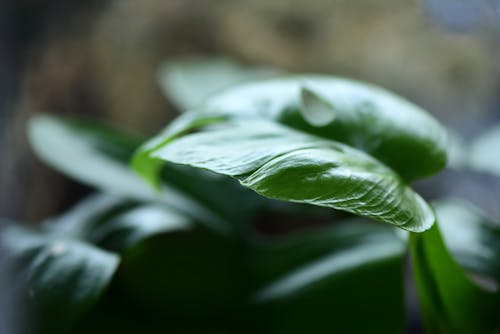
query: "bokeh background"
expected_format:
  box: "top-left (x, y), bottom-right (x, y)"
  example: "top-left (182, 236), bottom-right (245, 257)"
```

top-left (1, 1), bottom-right (500, 333)
top-left (2, 0), bottom-right (500, 223)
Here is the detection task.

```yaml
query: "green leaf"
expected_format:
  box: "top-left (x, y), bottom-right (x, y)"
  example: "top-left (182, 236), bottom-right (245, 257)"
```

top-left (46, 193), bottom-right (194, 253)
top-left (0, 190), bottom-right (208, 333)
top-left (152, 120), bottom-right (434, 232)
top-left (433, 198), bottom-right (500, 284)
top-left (131, 112), bottom-right (228, 188)
top-left (85, 202), bottom-right (193, 252)
top-left (468, 124), bottom-right (500, 176)
top-left (251, 221), bottom-right (406, 334)
top-left (161, 163), bottom-right (266, 226)
top-left (187, 76), bottom-right (447, 181)
top-left (248, 219), bottom-right (404, 286)
top-left (0, 224), bottom-right (119, 334)
top-left (115, 228), bottom-right (247, 328)
top-left (44, 193), bottom-right (134, 239)
top-left (28, 114), bottom-right (236, 235)
top-left (410, 223), bottom-right (499, 333)
top-left (28, 114), bottom-right (155, 199)
top-left (158, 57), bottom-right (279, 111)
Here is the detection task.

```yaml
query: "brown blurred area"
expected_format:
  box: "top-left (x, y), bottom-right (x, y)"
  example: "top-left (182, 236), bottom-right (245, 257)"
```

top-left (1, 0), bottom-right (500, 223)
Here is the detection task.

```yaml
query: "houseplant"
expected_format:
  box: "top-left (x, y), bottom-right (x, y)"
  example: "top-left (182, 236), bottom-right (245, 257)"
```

top-left (1, 59), bottom-right (498, 333)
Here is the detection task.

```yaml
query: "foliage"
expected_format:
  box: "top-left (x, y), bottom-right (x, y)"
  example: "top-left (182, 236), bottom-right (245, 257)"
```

top-left (1, 58), bottom-right (499, 333)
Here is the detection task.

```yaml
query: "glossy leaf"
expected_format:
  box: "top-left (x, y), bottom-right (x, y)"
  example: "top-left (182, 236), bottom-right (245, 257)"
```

top-left (251, 221), bottom-right (406, 334)
top-left (158, 57), bottom-right (279, 111)
top-left (185, 76), bottom-right (448, 181)
top-left (0, 224), bottom-right (119, 334)
top-left (410, 223), bottom-right (499, 333)
top-left (131, 112), bottom-right (227, 188)
top-left (161, 163), bottom-right (266, 227)
top-left (151, 119), bottom-right (434, 232)
top-left (433, 198), bottom-right (500, 283)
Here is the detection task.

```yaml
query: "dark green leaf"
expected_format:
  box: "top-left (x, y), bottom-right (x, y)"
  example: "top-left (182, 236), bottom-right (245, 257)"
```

top-left (0, 224), bottom-right (119, 334)
top-left (115, 228), bottom-right (247, 328)
top-left (252, 221), bottom-right (406, 334)
top-left (248, 219), bottom-right (403, 286)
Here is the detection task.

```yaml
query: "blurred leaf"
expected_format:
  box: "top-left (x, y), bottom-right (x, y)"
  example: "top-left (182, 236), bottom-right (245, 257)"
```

top-left (28, 114), bottom-right (238, 235)
top-left (0, 224), bottom-right (119, 334)
top-left (44, 193), bottom-right (135, 239)
top-left (151, 119), bottom-right (435, 232)
top-left (252, 221), bottom-right (406, 334)
top-left (46, 193), bottom-right (194, 253)
top-left (87, 203), bottom-right (193, 252)
top-left (39, 113), bottom-right (266, 236)
top-left (249, 220), bottom-right (404, 286)
top-left (1, 188), bottom-right (219, 333)
top-left (433, 198), bottom-right (500, 283)
top-left (410, 223), bottom-right (499, 333)
top-left (468, 124), bottom-right (500, 176)
top-left (28, 114), bottom-right (156, 200)
top-left (115, 229), bottom-right (247, 330)
top-left (443, 129), bottom-right (468, 169)
top-left (158, 57), bottom-right (279, 111)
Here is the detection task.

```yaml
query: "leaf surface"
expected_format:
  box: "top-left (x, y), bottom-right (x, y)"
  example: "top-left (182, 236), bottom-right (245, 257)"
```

top-left (152, 120), bottom-right (435, 232)
top-left (251, 221), bottom-right (406, 334)
top-left (46, 193), bottom-right (194, 252)
top-left (191, 76), bottom-right (448, 181)
top-left (0, 224), bottom-right (119, 334)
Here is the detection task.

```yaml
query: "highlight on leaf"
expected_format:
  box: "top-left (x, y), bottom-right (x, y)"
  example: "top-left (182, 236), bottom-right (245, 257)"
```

top-left (136, 76), bottom-right (447, 232)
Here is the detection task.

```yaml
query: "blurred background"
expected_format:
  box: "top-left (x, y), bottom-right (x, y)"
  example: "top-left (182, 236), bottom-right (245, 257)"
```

top-left (1, 0), bottom-right (500, 224)
top-left (1, 1), bottom-right (500, 333)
